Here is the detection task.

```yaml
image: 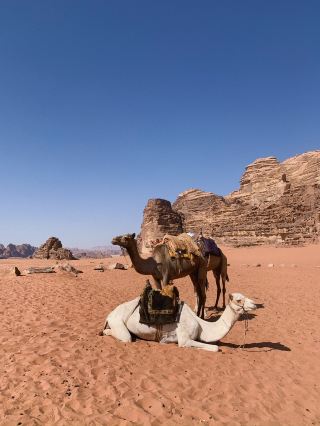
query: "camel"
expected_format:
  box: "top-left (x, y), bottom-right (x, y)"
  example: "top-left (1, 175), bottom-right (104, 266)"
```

top-left (112, 233), bottom-right (208, 318)
top-left (101, 292), bottom-right (257, 352)
top-left (112, 233), bottom-right (229, 315)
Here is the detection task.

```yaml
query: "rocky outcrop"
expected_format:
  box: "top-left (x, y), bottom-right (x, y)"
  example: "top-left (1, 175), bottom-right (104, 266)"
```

top-left (140, 151), bottom-right (320, 247)
top-left (33, 237), bottom-right (76, 260)
top-left (0, 243), bottom-right (36, 258)
top-left (139, 199), bottom-right (183, 253)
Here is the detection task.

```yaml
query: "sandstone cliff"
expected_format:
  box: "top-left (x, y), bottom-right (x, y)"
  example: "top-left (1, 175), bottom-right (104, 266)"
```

top-left (139, 199), bottom-right (183, 254)
top-left (140, 151), bottom-right (320, 248)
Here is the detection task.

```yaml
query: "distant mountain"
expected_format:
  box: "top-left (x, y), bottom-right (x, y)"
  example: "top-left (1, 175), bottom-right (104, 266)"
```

top-left (0, 243), bottom-right (37, 258)
top-left (68, 245), bottom-right (121, 259)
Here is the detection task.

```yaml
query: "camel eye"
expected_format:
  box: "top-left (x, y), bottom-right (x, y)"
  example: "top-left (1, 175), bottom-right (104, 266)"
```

top-left (236, 299), bottom-right (242, 303)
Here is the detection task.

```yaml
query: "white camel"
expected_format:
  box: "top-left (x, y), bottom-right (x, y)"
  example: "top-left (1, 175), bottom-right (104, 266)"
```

top-left (101, 293), bottom-right (257, 352)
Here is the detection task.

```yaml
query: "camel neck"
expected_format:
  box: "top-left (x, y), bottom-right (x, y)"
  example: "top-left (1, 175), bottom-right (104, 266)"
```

top-left (125, 242), bottom-right (156, 276)
top-left (199, 305), bottom-right (240, 343)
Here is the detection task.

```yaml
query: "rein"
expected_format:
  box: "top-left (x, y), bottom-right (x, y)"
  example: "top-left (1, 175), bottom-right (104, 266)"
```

top-left (229, 302), bottom-right (249, 350)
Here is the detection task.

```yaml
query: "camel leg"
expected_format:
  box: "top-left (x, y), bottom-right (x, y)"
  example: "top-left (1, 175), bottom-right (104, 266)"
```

top-left (221, 276), bottom-right (226, 308)
top-left (189, 272), bottom-right (201, 317)
top-left (198, 283), bottom-right (206, 319)
top-left (177, 327), bottom-right (218, 352)
top-left (104, 317), bottom-right (132, 343)
top-left (181, 339), bottom-right (219, 352)
top-left (190, 271), bottom-right (207, 319)
top-left (213, 271), bottom-right (221, 309)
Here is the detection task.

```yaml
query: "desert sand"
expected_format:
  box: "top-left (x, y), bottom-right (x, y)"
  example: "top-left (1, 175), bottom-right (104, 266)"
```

top-left (0, 245), bottom-right (319, 425)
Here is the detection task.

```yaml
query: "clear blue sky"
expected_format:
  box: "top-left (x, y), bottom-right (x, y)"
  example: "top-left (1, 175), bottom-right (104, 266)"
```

top-left (0, 1), bottom-right (319, 247)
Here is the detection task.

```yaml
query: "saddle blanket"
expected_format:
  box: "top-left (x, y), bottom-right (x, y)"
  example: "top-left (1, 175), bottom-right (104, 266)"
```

top-left (139, 281), bottom-right (182, 325)
top-left (162, 233), bottom-right (201, 260)
top-left (198, 237), bottom-right (221, 257)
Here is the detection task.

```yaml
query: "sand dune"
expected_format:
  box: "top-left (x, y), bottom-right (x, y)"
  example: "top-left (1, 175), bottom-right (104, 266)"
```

top-left (0, 245), bottom-right (319, 425)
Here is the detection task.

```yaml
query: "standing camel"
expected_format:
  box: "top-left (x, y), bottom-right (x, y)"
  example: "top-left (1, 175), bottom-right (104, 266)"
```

top-left (101, 292), bottom-right (257, 351)
top-left (112, 233), bottom-right (208, 318)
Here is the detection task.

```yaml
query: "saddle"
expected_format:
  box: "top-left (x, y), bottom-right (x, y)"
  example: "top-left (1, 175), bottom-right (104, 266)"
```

top-left (162, 233), bottom-right (201, 261)
top-left (197, 237), bottom-right (221, 257)
top-left (139, 280), bottom-right (182, 325)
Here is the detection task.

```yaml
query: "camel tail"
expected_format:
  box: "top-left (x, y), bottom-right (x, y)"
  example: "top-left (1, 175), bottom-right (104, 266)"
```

top-left (205, 278), bottom-right (209, 290)
top-left (226, 274), bottom-right (229, 282)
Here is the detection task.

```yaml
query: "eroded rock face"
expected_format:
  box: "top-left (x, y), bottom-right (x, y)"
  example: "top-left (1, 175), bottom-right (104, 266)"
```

top-left (33, 237), bottom-right (76, 260)
top-left (0, 243), bottom-right (36, 258)
top-left (139, 199), bottom-right (183, 253)
top-left (140, 151), bottom-right (320, 247)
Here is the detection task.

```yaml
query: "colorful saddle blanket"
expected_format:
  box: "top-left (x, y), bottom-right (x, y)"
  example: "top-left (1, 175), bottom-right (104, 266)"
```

top-left (139, 281), bottom-right (182, 325)
top-left (198, 237), bottom-right (221, 257)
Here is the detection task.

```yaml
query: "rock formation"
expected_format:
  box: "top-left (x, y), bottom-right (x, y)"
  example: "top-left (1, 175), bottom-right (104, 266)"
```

top-left (0, 243), bottom-right (36, 258)
top-left (33, 237), bottom-right (76, 260)
top-left (140, 151), bottom-right (320, 248)
top-left (139, 199), bottom-right (183, 254)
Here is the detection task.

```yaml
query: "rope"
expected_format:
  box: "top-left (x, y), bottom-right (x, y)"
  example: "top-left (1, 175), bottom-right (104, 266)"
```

top-left (239, 310), bottom-right (249, 350)
top-left (155, 324), bottom-right (163, 342)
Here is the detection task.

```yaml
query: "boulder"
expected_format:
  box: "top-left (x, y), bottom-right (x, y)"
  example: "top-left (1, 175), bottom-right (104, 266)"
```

top-left (94, 265), bottom-right (105, 272)
top-left (54, 263), bottom-right (82, 275)
top-left (11, 266), bottom-right (21, 276)
top-left (108, 262), bottom-right (127, 270)
top-left (24, 267), bottom-right (55, 274)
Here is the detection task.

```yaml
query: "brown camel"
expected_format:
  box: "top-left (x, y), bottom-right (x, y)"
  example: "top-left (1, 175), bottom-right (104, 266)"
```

top-left (112, 233), bottom-right (208, 318)
top-left (112, 233), bottom-right (229, 316)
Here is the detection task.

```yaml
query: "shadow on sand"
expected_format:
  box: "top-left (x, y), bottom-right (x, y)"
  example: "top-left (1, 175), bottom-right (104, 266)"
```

top-left (219, 341), bottom-right (291, 352)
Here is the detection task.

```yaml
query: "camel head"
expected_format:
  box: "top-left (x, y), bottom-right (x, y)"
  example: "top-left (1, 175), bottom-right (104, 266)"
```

top-left (228, 293), bottom-right (257, 314)
top-left (112, 233), bottom-right (136, 248)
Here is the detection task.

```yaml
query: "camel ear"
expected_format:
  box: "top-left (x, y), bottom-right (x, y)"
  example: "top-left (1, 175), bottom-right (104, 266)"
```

top-left (229, 294), bottom-right (233, 301)
top-left (131, 233), bottom-right (136, 239)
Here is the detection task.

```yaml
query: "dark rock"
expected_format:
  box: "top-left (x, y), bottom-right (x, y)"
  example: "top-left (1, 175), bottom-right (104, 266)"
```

top-left (12, 266), bottom-right (21, 276)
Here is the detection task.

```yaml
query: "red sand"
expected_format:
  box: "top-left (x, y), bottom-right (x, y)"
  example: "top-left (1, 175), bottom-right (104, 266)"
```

top-left (0, 245), bottom-right (320, 425)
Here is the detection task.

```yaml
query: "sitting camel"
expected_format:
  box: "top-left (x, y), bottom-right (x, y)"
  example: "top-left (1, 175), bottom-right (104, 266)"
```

top-left (112, 233), bottom-right (208, 318)
top-left (101, 292), bottom-right (257, 352)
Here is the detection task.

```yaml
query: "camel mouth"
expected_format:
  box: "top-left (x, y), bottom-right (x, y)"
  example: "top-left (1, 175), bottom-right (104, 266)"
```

top-left (111, 238), bottom-right (120, 245)
top-left (244, 302), bottom-right (257, 312)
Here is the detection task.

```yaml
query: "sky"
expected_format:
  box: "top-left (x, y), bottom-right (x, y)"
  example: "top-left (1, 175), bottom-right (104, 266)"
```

top-left (0, 1), bottom-right (319, 247)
